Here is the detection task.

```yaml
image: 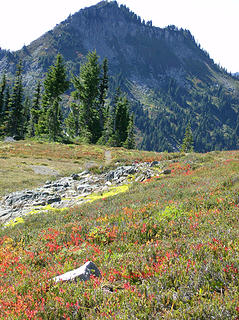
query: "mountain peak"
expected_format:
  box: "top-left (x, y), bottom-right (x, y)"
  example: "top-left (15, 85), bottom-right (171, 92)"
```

top-left (66, 0), bottom-right (153, 31)
top-left (0, 0), bottom-right (239, 153)
top-left (0, 0), bottom-right (226, 86)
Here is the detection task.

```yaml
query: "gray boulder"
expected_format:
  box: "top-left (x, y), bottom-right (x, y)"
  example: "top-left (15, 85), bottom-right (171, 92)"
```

top-left (163, 169), bottom-right (171, 174)
top-left (53, 261), bottom-right (101, 282)
top-left (4, 136), bottom-right (15, 142)
top-left (105, 165), bottom-right (136, 181)
top-left (71, 173), bottom-right (79, 180)
top-left (47, 196), bottom-right (61, 204)
top-left (150, 161), bottom-right (160, 167)
top-left (77, 184), bottom-right (92, 193)
top-left (0, 207), bottom-right (12, 221)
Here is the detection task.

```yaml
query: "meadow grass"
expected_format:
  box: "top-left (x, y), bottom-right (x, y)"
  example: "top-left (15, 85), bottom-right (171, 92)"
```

top-left (0, 140), bottom-right (171, 198)
top-left (0, 145), bottom-right (238, 319)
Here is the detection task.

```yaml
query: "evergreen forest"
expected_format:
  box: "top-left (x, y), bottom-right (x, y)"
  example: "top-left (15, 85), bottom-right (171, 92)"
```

top-left (0, 51), bottom-right (135, 149)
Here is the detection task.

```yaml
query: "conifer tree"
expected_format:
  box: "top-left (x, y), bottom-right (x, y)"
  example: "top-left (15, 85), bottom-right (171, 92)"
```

top-left (4, 85), bottom-right (10, 111)
top-left (0, 74), bottom-right (6, 117)
top-left (97, 103), bottom-right (114, 145)
top-left (47, 99), bottom-right (63, 141)
top-left (71, 50), bottom-right (101, 143)
top-left (38, 54), bottom-right (69, 140)
top-left (0, 74), bottom-right (7, 134)
top-left (28, 81), bottom-right (41, 137)
top-left (65, 103), bottom-right (80, 138)
top-left (99, 88), bottom-right (135, 148)
top-left (181, 123), bottom-right (194, 152)
top-left (6, 61), bottom-right (25, 139)
top-left (98, 58), bottom-right (109, 131)
top-left (124, 114), bottom-right (135, 149)
top-left (1, 86), bottom-right (10, 134)
top-left (114, 94), bottom-right (130, 146)
top-left (23, 96), bottom-right (31, 135)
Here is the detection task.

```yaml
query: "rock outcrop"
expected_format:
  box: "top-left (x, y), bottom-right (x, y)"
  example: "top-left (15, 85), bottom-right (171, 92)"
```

top-left (0, 161), bottom-right (168, 225)
top-left (53, 261), bottom-right (101, 283)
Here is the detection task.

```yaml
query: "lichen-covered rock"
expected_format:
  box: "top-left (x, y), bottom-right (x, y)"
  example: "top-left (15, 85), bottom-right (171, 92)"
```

top-left (0, 161), bottom-right (164, 224)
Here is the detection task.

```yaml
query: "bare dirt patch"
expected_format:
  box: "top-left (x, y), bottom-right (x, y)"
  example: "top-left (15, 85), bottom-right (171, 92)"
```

top-left (30, 165), bottom-right (59, 176)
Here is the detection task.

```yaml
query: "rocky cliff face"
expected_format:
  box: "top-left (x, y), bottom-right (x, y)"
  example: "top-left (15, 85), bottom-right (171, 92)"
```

top-left (0, 1), bottom-right (239, 152)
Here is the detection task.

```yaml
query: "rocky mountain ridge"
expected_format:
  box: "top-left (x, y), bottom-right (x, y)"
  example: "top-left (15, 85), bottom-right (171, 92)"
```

top-left (0, 1), bottom-right (223, 88)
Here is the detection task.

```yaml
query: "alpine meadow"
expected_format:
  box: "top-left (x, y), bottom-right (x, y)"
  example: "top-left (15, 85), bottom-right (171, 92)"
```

top-left (0, 1), bottom-right (238, 319)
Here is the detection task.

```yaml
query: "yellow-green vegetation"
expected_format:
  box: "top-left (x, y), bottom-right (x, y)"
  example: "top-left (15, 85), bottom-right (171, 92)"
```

top-left (4, 206), bottom-right (67, 228)
top-left (0, 145), bottom-right (239, 319)
top-left (83, 184), bottom-right (129, 203)
top-left (5, 184), bottom-right (130, 228)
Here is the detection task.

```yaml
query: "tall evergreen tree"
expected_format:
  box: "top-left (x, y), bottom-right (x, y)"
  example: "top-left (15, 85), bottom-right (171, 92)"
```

top-left (22, 96), bottom-right (31, 135)
top-left (65, 103), bottom-right (80, 138)
top-left (1, 86), bottom-right (11, 135)
top-left (99, 88), bottom-right (135, 148)
top-left (4, 85), bottom-right (10, 111)
top-left (181, 123), bottom-right (194, 152)
top-left (28, 81), bottom-right (41, 137)
top-left (98, 58), bottom-right (109, 132)
top-left (0, 74), bottom-right (7, 134)
top-left (0, 74), bottom-right (7, 135)
top-left (124, 114), bottom-right (135, 149)
top-left (97, 103), bottom-right (114, 145)
top-left (0, 74), bottom-right (6, 117)
top-left (71, 50), bottom-right (101, 143)
top-left (114, 94), bottom-right (130, 146)
top-left (37, 54), bottom-right (69, 140)
top-left (47, 99), bottom-right (63, 141)
top-left (6, 61), bottom-right (25, 139)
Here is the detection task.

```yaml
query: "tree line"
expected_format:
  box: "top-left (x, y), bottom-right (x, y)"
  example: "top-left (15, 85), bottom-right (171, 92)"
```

top-left (0, 51), bottom-right (135, 149)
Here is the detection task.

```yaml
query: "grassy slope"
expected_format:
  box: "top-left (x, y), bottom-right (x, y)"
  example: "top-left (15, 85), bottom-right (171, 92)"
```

top-left (0, 141), bottom-right (165, 198)
top-left (0, 143), bottom-right (238, 319)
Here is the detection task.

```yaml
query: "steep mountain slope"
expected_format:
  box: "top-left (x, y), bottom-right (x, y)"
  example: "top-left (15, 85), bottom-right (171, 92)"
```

top-left (0, 0), bottom-right (239, 152)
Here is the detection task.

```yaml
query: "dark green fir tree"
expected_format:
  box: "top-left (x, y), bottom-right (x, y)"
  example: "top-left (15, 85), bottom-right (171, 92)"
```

top-left (28, 81), bottom-right (41, 137)
top-left (98, 57), bottom-right (109, 132)
top-left (124, 114), bottom-right (135, 149)
top-left (37, 54), bottom-right (69, 140)
top-left (181, 123), bottom-right (194, 152)
top-left (22, 96), bottom-right (31, 135)
top-left (113, 94), bottom-right (130, 146)
top-left (65, 103), bottom-right (80, 138)
top-left (97, 103), bottom-right (114, 145)
top-left (0, 74), bottom-right (7, 134)
top-left (47, 99), bottom-right (63, 141)
top-left (0, 74), bottom-right (6, 117)
top-left (6, 61), bottom-right (25, 139)
top-left (71, 50), bottom-right (101, 143)
top-left (1, 86), bottom-right (10, 135)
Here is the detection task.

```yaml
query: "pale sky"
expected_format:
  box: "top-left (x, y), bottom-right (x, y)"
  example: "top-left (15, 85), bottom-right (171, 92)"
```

top-left (0, 0), bottom-right (238, 73)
